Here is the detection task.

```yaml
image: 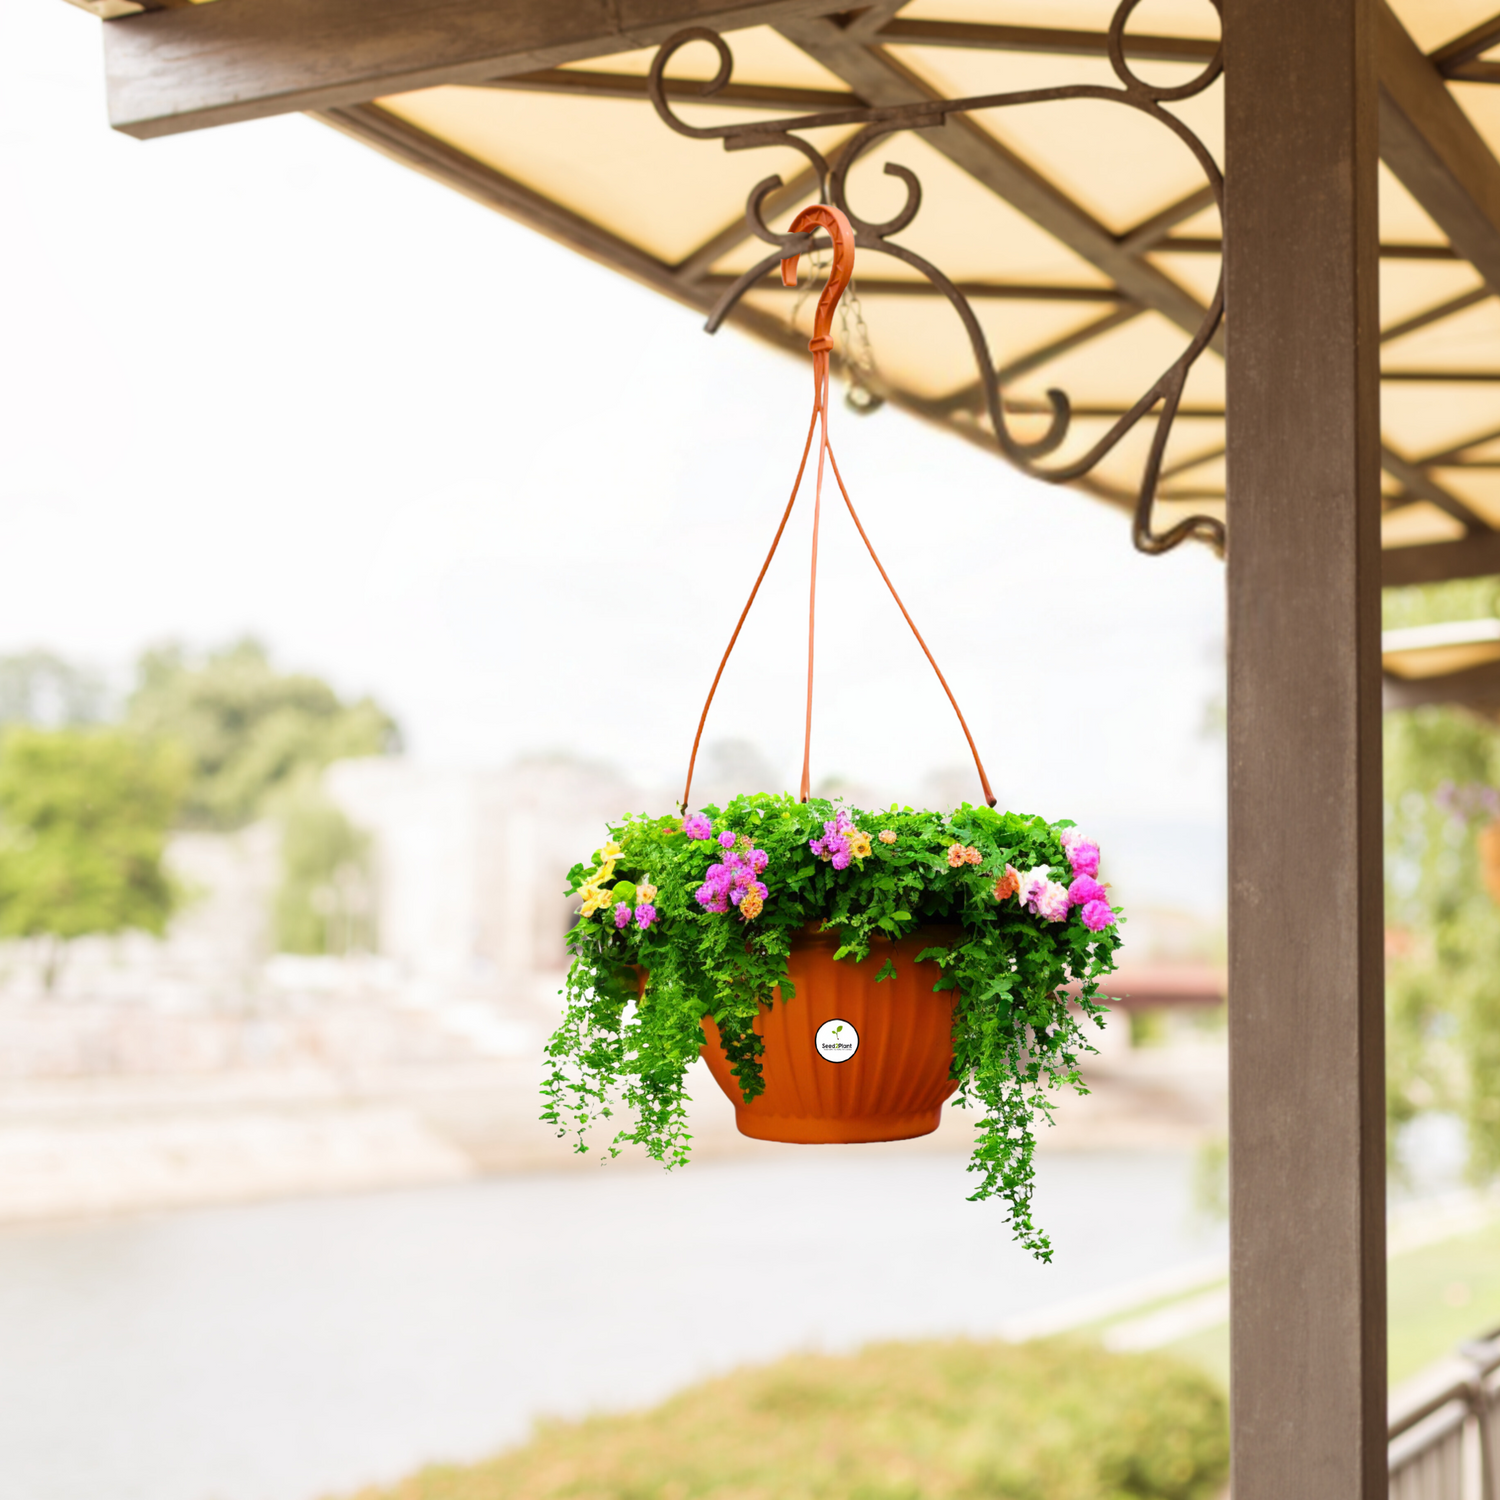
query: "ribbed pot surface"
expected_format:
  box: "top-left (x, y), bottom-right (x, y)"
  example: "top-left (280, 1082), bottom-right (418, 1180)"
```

top-left (700, 926), bottom-right (960, 1144)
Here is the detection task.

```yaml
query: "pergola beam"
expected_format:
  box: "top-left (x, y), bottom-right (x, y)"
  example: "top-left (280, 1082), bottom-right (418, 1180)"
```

top-left (1384, 659), bottom-right (1500, 709)
top-left (1377, 0), bottom-right (1500, 296)
top-left (1381, 532), bottom-right (1500, 585)
top-left (1224, 5), bottom-right (1387, 1499)
top-left (102, 0), bottom-right (841, 138)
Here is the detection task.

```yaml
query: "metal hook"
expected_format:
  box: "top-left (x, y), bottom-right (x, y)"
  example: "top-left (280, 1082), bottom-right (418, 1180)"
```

top-left (781, 204), bottom-right (855, 353)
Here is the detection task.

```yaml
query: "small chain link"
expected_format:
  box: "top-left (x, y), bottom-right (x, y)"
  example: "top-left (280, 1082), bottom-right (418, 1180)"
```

top-left (838, 279), bottom-right (884, 415)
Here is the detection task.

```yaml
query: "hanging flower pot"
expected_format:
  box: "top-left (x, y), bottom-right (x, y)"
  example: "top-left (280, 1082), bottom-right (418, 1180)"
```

top-left (541, 207), bottom-right (1121, 1258)
top-left (698, 924), bottom-right (961, 1144)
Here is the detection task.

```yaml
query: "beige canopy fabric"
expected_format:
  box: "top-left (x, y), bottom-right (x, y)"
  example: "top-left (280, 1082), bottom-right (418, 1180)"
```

top-left (79, 0), bottom-right (1500, 584)
top-left (253, 0), bottom-right (1500, 579)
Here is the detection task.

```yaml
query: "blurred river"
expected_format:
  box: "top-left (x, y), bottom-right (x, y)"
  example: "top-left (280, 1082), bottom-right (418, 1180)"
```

top-left (0, 1149), bottom-right (1222, 1500)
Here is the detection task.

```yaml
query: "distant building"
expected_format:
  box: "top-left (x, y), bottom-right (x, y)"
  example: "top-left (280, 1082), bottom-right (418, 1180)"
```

top-left (326, 755), bottom-right (652, 993)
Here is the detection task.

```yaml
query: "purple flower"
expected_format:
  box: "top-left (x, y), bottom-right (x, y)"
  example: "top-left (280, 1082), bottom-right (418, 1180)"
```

top-left (614, 902), bottom-right (632, 929)
top-left (635, 904), bottom-right (657, 930)
top-left (705, 862), bottom-right (726, 885)
top-left (1081, 899), bottom-right (1115, 933)
top-left (730, 885), bottom-right (745, 905)
top-left (751, 849), bottom-right (768, 873)
top-left (831, 847), bottom-right (851, 871)
top-left (718, 830), bottom-right (737, 849)
top-left (1068, 874), bottom-right (1107, 907)
top-left (684, 813), bottom-right (712, 840)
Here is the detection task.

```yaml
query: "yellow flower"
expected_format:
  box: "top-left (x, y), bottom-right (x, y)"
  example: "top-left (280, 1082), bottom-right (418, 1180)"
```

top-left (579, 881), bottom-right (612, 917)
top-left (848, 830), bottom-right (873, 860)
top-left (596, 841), bottom-right (622, 863)
top-left (637, 880), bottom-right (658, 904)
top-left (595, 859), bottom-right (617, 887)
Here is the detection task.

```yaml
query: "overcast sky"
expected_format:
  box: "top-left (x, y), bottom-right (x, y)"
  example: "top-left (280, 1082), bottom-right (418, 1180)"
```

top-left (4, 3), bottom-right (1227, 911)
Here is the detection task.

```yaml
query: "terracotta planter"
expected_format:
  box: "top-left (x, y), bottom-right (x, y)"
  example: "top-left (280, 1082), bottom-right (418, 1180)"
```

top-left (699, 925), bottom-right (961, 1144)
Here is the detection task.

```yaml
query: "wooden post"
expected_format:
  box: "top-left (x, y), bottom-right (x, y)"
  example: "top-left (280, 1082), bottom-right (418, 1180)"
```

top-left (1223, 2), bottom-right (1387, 1498)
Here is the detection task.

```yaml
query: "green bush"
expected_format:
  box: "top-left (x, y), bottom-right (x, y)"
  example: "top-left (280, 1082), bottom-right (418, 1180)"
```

top-left (0, 727), bottom-right (186, 985)
top-left (341, 1338), bottom-right (1228, 1500)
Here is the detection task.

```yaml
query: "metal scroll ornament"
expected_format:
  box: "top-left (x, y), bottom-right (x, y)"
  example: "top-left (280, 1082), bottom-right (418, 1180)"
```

top-left (647, 0), bottom-right (1225, 556)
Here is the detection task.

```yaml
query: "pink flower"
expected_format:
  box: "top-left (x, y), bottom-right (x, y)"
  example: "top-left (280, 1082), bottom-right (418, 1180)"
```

top-left (1068, 874), bottom-right (1107, 907)
top-left (684, 813), bottom-right (712, 840)
top-left (1035, 881), bottom-right (1071, 923)
top-left (1061, 828), bottom-right (1100, 878)
top-left (1016, 866), bottom-right (1051, 910)
top-left (1081, 899), bottom-right (1115, 932)
top-left (614, 903), bottom-right (632, 929)
top-left (751, 849), bottom-right (769, 873)
top-left (635, 904), bottom-right (657, 930)
top-left (718, 830), bottom-right (737, 849)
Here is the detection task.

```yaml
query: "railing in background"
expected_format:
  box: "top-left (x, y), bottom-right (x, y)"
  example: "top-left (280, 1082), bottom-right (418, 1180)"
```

top-left (1390, 1326), bottom-right (1500, 1499)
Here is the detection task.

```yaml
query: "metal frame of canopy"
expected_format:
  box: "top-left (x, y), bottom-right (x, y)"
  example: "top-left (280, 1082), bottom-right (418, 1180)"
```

top-left (67, 0), bottom-right (1500, 1494)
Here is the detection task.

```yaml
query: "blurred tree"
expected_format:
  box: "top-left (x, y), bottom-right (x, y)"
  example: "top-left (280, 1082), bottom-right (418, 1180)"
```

top-left (126, 640), bottom-right (399, 830)
top-left (274, 782), bottom-right (375, 956)
top-left (0, 650), bottom-right (107, 728)
top-left (0, 727), bottom-right (186, 987)
top-left (1384, 576), bottom-right (1500, 1177)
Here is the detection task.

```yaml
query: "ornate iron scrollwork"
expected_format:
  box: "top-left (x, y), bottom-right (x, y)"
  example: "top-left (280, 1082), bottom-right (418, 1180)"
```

top-left (647, 0), bottom-right (1225, 556)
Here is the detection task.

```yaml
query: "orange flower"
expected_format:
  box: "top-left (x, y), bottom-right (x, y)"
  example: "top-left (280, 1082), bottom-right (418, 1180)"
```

top-left (946, 844), bottom-right (967, 868)
top-left (879, 830), bottom-right (897, 845)
top-left (994, 866), bottom-right (1020, 901)
top-left (739, 888), bottom-right (764, 920)
top-left (963, 846), bottom-right (982, 866)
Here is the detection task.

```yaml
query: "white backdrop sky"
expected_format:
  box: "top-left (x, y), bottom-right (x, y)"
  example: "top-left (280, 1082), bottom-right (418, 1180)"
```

top-left (4, 3), bottom-right (1227, 912)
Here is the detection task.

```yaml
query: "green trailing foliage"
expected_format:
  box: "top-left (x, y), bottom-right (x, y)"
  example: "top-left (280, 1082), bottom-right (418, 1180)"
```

top-left (543, 793), bottom-right (1121, 1258)
top-left (338, 1337), bottom-right (1228, 1500)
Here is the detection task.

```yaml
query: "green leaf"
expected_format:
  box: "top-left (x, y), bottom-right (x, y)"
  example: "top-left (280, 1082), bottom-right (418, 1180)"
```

top-left (875, 958), bottom-right (897, 983)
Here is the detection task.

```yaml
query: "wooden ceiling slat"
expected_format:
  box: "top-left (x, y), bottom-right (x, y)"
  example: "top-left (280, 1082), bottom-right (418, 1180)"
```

top-left (482, 69), bottom-right (857, 113)
top-left (1380, 285), bottom-right (1491, 341)
top-left (872, 19), bottom-right (1218, 65)
top-left (1381, 444), bottom-right (1488, 530)
top-left (699, 272), bottom-right (1127, 301)
top-left (1429, 10), bottom-right (1500, 77)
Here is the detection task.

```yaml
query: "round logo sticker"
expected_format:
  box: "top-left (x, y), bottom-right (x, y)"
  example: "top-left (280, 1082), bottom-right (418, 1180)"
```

top-left (815, 1018), bottom-right (860, 1063)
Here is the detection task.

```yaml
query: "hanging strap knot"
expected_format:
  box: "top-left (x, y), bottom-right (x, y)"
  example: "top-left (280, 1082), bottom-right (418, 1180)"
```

top-left (681, 203), bottom-right (996, 812)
